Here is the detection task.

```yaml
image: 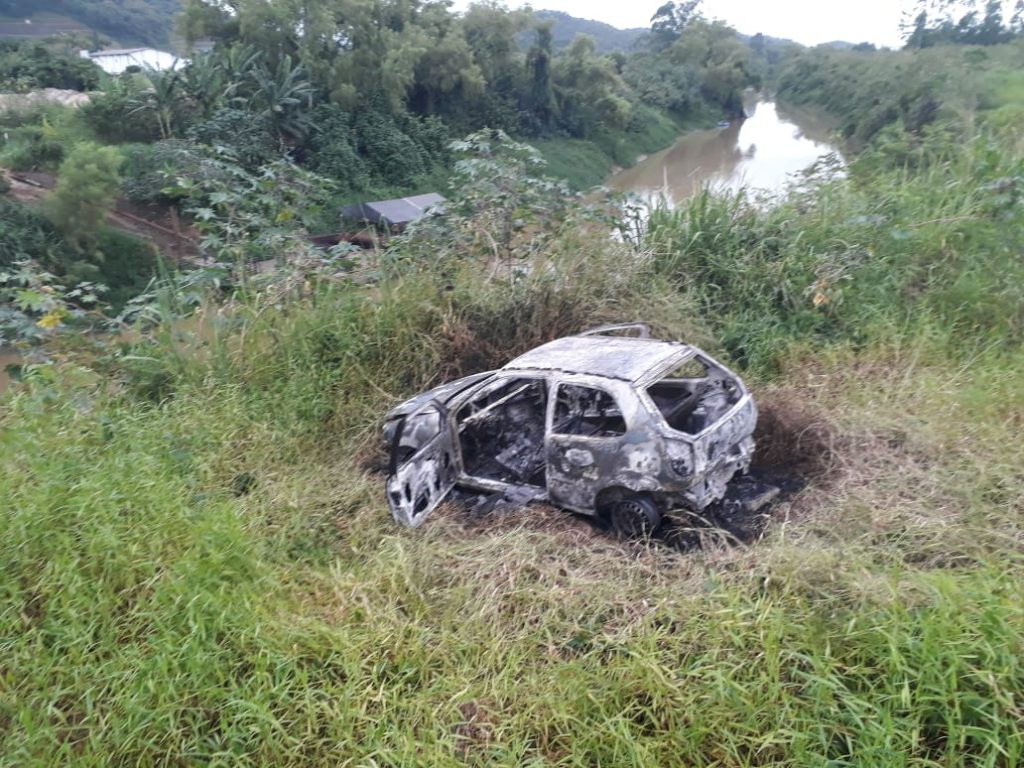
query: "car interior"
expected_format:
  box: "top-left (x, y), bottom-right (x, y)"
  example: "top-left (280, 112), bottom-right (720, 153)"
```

top-left (457, 378), bottom-right (548, 486)
top-left (646, 356), bottom-right (741, 435)
top-left (551, 384), bottom-right (627, 438)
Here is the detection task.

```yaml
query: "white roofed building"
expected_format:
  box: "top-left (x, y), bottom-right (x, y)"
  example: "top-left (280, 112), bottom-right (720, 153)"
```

top-left (80, 48), bottom-right (183, 75)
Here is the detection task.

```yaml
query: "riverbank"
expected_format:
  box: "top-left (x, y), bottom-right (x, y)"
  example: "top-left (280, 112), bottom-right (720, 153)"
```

top-left (531, 104), bottom-right (720, 190)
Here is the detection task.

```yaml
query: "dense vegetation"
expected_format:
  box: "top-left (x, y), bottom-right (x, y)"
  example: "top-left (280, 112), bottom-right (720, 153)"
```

top-left (0, 0), bottom-right (182, 47)
top-left (903, 0), bottom-right (1024, 47)
top-left (3, 1), bottom-right (1024, 764)
top-left (0, 37), bottom-right (102, 92)
top-left (778, 34), bottom-right (1024, 146)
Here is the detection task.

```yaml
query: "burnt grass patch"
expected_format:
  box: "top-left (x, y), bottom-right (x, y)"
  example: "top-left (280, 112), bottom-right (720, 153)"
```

top-left (380, 393), bottom-right (845, 553)
top-left (655, 397), bottom-right (841, 551)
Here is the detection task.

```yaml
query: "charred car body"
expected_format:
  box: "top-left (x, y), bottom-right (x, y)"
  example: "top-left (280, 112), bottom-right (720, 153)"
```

top-left (382, 325), bottom-right (758, 536)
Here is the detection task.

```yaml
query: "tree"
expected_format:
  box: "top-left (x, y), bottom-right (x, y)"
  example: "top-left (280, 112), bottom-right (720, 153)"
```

top-left (525, 23), bottom-right (558, 134)
top-left (649, 0), bottom-right (702, 49)
top-left (130, 67), bottom-right (185, 140)
top-left (902, 0), bottom-right (1021, 47)
top-left (410, 23), bottom-right (484, 117)
top-left (670, 19), bottom-right (754, 115)
top-left (246, 55), bottom-right (316, 146)
top-left (435, 129), bottom-right (578, 264)
top-left (46, 143), bottom-right (123, 255)
top-left (459, 1), bottom-right (530, 128)
top-left (553, 35), bottom-right (632, 137)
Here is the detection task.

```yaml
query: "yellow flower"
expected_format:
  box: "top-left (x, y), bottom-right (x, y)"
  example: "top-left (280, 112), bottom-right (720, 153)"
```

top-left (37, 312), bottom-right (63, 330)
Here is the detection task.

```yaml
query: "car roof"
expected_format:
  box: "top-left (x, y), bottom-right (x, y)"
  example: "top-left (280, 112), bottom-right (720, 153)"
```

top-left (502, 335), bottom-right (692, 383)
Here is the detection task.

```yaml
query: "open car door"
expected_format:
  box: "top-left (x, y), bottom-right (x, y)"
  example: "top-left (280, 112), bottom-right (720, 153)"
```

top-left (386, 400), bottom-right (458, 528)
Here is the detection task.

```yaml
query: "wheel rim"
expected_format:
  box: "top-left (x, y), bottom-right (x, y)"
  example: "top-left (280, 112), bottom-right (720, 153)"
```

top-left (613, 499), bottom-right (656, 537)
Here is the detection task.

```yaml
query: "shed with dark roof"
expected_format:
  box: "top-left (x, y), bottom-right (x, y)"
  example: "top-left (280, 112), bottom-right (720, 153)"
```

top-left (340, 193), bottom-right (444, 230)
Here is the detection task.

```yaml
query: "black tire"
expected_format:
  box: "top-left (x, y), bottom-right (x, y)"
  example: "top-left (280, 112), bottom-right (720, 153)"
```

top-left (609, 495), bottom-right (662, 538)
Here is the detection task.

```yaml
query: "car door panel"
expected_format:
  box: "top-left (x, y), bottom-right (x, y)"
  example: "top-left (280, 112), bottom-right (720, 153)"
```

top-left (386, 400), bottom-right (457, 528)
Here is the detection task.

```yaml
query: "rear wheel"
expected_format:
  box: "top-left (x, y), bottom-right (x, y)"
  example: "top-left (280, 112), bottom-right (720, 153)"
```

top-left (609, 495), bottom-right (662, 538)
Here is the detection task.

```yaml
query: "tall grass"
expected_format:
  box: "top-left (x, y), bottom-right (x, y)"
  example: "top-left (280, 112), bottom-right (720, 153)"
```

top-left (3, 123), bottom-right (1024, 764)
top-left (644, 133), bottom-right (1024, 371)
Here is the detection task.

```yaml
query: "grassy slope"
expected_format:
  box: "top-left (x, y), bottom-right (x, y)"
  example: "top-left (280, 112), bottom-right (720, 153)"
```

top-left (776, 40), bottom-right (1024, 147)
top-left (533, 104), bottom-right (718, 190)
top-left (3, 51), bottom-right (1024, 766)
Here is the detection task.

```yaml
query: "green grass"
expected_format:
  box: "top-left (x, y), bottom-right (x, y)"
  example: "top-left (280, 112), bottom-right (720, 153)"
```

top-left (3, 228), bottom-right (1024, 764)
top-left (3, 75), bottom-right (1024, 764)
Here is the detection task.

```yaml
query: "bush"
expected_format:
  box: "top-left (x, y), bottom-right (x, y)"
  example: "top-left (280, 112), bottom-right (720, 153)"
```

top-left (0, 40), bottom-right (103, 92)
top-left (80, 78), bottom-right (162, 144)
top-left (305, 105), bottom-right (370, 192)
top-left (0, 125), bottom-right (65, 171)
top-left (185, 107), bottom-right (277, 169)
top-left (89, 228), bottom-right (161, 309)
top-left (121, 139), bottom-right (215, 204)
top-left (47, 143), bottom-right (124, 251)
top-left (0, 198), bottom-right (62, 268)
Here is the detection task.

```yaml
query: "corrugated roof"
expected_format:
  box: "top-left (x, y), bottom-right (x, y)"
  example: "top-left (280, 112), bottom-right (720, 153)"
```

top-left (341, 193), bottom-right (445, 227)
top-left (503, 336), bottom-right (692, 382)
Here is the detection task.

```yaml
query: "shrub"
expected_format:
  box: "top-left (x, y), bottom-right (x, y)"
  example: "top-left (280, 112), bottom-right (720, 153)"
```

top-left (46, 143), bottom-right (124, 252)
top-left (0, 40), bottom-right (103, 92)
top-left (0, 198), bottom-right (62, 268)
top-left (186, 107), bottom-right (277, 169)
top-left (120, 139), bottom-right (215, 204)
top-left (0, 127), bottom-right (65, 171)
top-left (305, 105), bottom-right (370, 192)
top-left (80, 78), bottom-right (162, 144)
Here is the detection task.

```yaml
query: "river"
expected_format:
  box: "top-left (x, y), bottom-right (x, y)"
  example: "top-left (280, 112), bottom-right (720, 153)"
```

top-left (608, 98), bottom-right (843, 207)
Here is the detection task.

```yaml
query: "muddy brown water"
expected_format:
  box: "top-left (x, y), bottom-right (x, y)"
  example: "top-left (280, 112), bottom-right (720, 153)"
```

top-left (608, 98), bottom-right (844, 207)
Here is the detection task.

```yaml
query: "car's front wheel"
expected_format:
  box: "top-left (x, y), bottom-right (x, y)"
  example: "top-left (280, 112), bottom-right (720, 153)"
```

top-left (609, 495), bottom-right (662, 538)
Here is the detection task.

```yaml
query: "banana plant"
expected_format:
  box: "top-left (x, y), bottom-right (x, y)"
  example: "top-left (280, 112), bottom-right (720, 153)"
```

top-left (130, 67), bottom-right (184, 140)
top-left (246, 55), bottom-right (317, 147)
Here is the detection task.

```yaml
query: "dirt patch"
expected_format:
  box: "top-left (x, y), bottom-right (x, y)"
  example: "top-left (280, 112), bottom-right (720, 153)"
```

top-left (4, 170), bottom-right (201, 263)
top-left (751, 393), bottom-right (840, 482)
top-left (110, 199), bottom-right (200, 263)
top-left (0, 89), bottom-right (92, 112)
top-left (453, 701), bottom-right (497, 759)
top-left (5, 169), bottom-right (52, 204)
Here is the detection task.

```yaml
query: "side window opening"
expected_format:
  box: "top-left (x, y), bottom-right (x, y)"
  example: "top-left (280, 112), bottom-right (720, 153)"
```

top-left (647, 355), bottom-right (740, 435)
top-left (457, 378), bottom-right (547, 486)
top-left (393, 406), bottom-right (442, 464)
top-left (553, 384), bottom-right (627, 438)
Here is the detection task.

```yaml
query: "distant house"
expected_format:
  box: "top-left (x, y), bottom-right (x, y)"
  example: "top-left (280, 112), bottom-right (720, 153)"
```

top-left (340, 193), bottom-right (445, 231)
top-left (79, 48), bottom-right (183, 75)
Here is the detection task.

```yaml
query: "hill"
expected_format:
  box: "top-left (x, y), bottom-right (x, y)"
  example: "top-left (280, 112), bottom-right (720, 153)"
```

top-left (526, 9), bottom-right (647, 52)
top-left (0, 0), bottom-right (180, 47)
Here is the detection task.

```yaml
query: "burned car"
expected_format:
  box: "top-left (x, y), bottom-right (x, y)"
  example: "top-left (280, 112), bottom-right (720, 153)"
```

top-left (382, 325), bottom-right (758, 536)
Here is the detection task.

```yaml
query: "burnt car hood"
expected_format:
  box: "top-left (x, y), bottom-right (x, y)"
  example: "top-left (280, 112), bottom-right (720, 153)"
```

top-left (384, 371), bottom-right (494, 421)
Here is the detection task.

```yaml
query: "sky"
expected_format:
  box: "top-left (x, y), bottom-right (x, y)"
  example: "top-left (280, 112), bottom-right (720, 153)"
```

top-left (452, 0), bottom-right (917, 48)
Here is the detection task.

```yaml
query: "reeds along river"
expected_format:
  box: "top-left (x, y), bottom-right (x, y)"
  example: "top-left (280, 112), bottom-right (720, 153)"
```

top-left (608, 98), bottom-right (844, 207)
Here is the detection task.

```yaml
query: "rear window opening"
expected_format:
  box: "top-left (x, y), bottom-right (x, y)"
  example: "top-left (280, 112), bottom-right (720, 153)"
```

top-left (647, 355), bottom-right (741, 435)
